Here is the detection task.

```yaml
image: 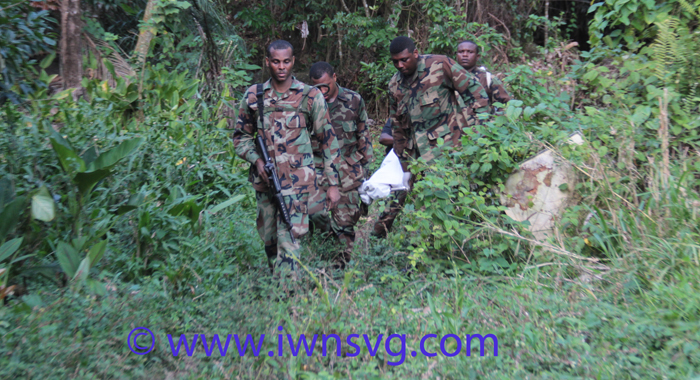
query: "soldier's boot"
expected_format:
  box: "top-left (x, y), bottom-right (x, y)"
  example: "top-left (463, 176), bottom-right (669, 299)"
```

top-left (371, 190), bottom-right (408, 238)
top-left (264, 244), bottom-right (277, 274)
top-left (332, 230), bottom-right (355, 270)
top-left (309, 212), bottom-right (332, 236)
top-left (359, 202), bottom-right (369, 217)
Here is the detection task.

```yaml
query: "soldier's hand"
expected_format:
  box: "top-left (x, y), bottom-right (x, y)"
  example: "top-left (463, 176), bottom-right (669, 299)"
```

top-left (255, 159), bottom-right (269, 185)
top-left (327, 186), bottom-right (341, 210)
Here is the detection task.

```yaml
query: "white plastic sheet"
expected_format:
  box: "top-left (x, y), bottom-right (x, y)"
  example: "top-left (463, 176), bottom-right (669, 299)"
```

top-left (358, 149), bottom-right (411, 205)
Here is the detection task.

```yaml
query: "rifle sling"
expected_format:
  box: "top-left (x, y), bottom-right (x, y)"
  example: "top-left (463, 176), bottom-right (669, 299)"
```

top-left (256, 83), bottom-right (265, 140)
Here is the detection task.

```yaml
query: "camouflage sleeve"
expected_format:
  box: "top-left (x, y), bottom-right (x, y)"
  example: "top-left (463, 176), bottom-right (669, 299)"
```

top-left (444, 60), bottom-right (490, 116)
top-left (389, 90), bottom-right (411, 172)
top-left (490, 76), bottom-right (512, 108)
top-left (310, 90), bottom-right (340, 187)
top-left (356, 96), bottom-right (374, 166)
top-left (232, 88), bottom-right (260, 164)
top-left (388, 91), bottom-right (400, 133)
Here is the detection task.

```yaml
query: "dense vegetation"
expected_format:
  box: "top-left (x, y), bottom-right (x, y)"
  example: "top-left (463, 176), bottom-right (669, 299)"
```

top-left (1, 0), bottom-right (699, 378)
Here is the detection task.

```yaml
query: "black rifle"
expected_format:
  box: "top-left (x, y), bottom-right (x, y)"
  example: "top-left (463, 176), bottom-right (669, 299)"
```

top-left (255, 84), bottom-right (296, 244)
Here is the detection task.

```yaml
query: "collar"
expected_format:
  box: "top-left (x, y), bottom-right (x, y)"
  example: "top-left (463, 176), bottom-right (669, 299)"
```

top-left (400, 55), bottom-right (427, 86)
top-left (262, 76), bottom-right (304, 94)
top-left (335, 85), bottom-right (352, 103)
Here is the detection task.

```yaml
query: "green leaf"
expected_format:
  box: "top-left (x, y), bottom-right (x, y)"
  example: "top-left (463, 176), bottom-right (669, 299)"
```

top-left (435, 190), bottom-right (449, 200)
top-left (87, 240), bottom-right (107, 267)
top-left (31, 186), bottom-right (55, 222)
top-left (237, 63), bottom-right (262, 70)
top-left (508, 99), bottom-right (524, 107)
top-left (86, 278), bottom-right (106, 296)
top-left (171, 90), bottom-right (180, 110)
top-left (71, 236), bottom-right (88, 252)
top-left (49, 130), bottom-right (86, 175)
top-left (116, 192), bottom-right (146, 215)
top-left (631, 106), bottom-right (651, 125)
top-left (126, 91), bottom-right (139, 103)
top-left (582, 70), bottom-right (600, 82)
top-left (86, 138), bottom-right (143, 172)
top-left (80, 146), bottom-right (99, 167)
top-left (209, 195), bottom-right (245, 214)
top-left (169, 198), bottom-right (203, 226)
top-left (103, 58), bottom-right (116, 79)
top-left (559, 183), bottom-right (569, 191)
top-left (0, 196), bottom-right (26, 242)
top-left (644, 10), bottom-right (656, 24)
top-left (74, 168), bottom-right (112, 197)
top-left (0, 237), bottom-right (23, 263)
top-left (523, 106), bottom-right (536, 120)
top-left (10, 253), bottom-right (35, 264)
top-left (506, 106), bottom-right (522, 119)
top-left (73, 138), bottom-right (143, 197)
top-left (120, 3), bottom-right (136, 14)
top-left (56, 242), bottom-right (80, 278)
top-left (588, 2), bottom-right (604, 13)
top-left (73, 257), bottom-right (91, 282)
top-left (40, 53), bottom-right (55, 69)
top-left (0, 176), bottom-right (13, 210)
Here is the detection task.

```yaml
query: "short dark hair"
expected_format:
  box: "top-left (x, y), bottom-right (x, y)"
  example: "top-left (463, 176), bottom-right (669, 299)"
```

top-left (389, 36), bottom-right (416, 55)
top-left (267, 40), bottom-right (294, 57)
top-left (309, 61), bottom-right (334, 80)
top-left (457, 40), bottom-right (480, 54)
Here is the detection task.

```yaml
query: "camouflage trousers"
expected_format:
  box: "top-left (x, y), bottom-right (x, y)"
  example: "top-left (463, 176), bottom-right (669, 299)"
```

top-left (308, 185), bottom-right (362, 262)
top-left (308, 185), bottom-right (331, 234)
top-left (256, 191), bottom-right (309, 274)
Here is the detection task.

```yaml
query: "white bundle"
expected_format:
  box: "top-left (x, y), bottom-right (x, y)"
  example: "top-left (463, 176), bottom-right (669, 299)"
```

top-left (359, 149), bottom-right (411, 205)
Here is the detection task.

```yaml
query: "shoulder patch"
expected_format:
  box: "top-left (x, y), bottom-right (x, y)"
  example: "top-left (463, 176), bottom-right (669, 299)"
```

top-left (342, 87), bottom-right (360, 100)
top-left (308, 86), bottom-right (321, 97)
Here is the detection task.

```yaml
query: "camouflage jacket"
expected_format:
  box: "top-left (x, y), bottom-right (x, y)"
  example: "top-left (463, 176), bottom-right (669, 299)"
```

top-left (389, 54), bottom-right (490, 165)
top-left (313, 86), bottom-right (374, 192)
top-left (232, 77), bottom-right (341, 196)
top-left (470, 66), bottom-right (512, 112)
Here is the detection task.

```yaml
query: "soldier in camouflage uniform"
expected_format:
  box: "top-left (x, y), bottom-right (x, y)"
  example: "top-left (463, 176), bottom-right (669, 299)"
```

top-left (307, 62), bottom-right (374, 267)
top-left (372, 36), bottom-right (490, 237)
top-left (456, 40), bottom-right (512, 113)
top-left (232, 40), bottom-right (341, 274)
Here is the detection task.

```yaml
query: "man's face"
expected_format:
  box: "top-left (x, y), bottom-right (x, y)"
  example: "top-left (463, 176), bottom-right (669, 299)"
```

top-left (391, 49), bottom-right (419, 77)
top-left (456, 42), bottom-right (479, 70)
top-left (265, 48), bottom-right (294, 83)
top-left (310, 72), bottom-right (337, 102)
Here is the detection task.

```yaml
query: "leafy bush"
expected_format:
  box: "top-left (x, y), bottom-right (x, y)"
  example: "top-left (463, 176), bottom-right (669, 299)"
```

top-left (0, 1), bottom-right (56, 104)
top-left (0, 57), bottom-right (259, 292)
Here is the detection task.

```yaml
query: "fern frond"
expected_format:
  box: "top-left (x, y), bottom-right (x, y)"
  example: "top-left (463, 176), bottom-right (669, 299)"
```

top-left (681, 82), bottom-right (698, 114)
top-left (650, 17), bottom-right (687, 82)
top-left (677, 0), bottom-right (700, 20)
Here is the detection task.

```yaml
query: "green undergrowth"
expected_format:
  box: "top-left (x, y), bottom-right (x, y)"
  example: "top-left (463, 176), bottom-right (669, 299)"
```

top-left (1, 223), bottom-right (699, 379)
top-left (2, 0), bottom-right (700, 377)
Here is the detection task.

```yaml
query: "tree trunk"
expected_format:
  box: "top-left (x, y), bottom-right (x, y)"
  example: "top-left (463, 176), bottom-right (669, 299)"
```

top-left (544, 0), bottom-right (550, 48)
top-left (60, 0), bottom-right (82, 89)
top-left (134, 0), bottom-right (158, 66)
